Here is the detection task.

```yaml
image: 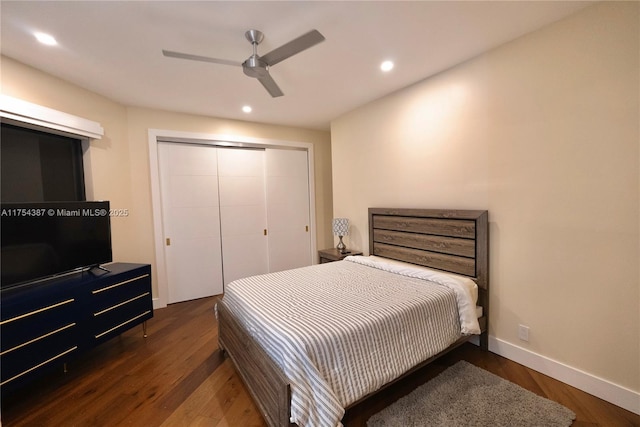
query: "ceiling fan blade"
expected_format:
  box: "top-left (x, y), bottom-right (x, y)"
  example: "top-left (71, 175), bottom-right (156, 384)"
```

top-left (162, 50), bottom-right (242, 67)
top-left (261, 30), bottom-right (325, 66)
top-left (257, 74), bottom-right (284, 97)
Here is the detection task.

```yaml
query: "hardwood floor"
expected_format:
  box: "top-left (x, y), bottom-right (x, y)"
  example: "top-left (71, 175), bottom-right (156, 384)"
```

top-left (2, 297), bottom-right (638, 426)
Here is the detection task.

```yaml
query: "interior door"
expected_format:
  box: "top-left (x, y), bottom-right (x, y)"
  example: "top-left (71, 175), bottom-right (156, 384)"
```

top-left (265, 148), bottom-right (312, 271)
top-left (217, 147), bottom-right (269, 285)
top-left (158, 142), bottom-right (223, 303)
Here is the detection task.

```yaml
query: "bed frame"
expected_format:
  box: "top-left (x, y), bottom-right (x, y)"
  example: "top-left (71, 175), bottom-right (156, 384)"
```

top-left (217, 208), bottom-right (489, 427)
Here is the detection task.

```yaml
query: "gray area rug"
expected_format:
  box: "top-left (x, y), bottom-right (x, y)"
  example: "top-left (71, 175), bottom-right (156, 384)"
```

top-left (367, 360), bottom-right (576, 427)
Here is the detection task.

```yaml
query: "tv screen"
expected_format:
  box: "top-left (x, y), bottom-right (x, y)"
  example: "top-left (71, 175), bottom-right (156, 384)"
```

top-left (1, 201), bottom-right (112, 288)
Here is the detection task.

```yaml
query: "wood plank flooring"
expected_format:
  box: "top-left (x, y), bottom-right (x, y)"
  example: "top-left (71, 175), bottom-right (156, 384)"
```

top-left (2, 296), bottom-right (638, 426)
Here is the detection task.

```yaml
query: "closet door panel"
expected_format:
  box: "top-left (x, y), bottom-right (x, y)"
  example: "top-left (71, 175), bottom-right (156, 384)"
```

top-left (266, 149), bottom-right (312, 272)
top-left (158, 143), bottom-right (223, 303)
top-left (218, 233), bottom-right (268, 284)
top-left (169, 175), bottom-right (219, 207)
top-left (219, 205), bottom-right (266, 235)
top-left (218, 148), bottom-right (268, 285)
top-left (167, 228), bottom-right (221, 301)
top-left (218, 176), bottom-right (264, 206)
top-left (170, 205), bottom-right (220, 240)
top-left (267, 232), bottom-right (313, 272)
top-left (218, 148), bottom-right (264, 176)
top-left (266, 148), bottom-right (308, 177)
top-left (267, 178), bottom-right (310, 230)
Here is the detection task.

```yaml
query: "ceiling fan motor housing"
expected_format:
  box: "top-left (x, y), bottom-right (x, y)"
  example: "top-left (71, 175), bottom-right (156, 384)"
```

top-left (243, 55), bottom-right (269, 78)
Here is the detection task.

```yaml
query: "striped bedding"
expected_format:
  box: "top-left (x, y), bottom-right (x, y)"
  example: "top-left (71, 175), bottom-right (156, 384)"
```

top-left (221, 256), bottom-right (480, 427)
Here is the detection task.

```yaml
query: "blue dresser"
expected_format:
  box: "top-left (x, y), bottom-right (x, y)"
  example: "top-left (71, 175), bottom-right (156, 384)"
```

top-left (0, 263), bottom-right (152, 394)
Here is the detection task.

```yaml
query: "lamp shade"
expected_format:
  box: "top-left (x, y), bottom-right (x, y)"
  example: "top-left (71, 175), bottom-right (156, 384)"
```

top-left (332, 218), bottom-right (349, 236)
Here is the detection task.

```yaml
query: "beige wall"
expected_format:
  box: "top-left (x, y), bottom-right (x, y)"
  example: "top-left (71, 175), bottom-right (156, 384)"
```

top-left (1, 57), bottom-right (333, 297)
top-left (331, 1), bottom-right (639, 394)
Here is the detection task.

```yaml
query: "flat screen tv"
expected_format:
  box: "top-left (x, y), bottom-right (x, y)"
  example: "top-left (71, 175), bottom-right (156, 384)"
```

top-left (1, 201), bottom-right (112, 289)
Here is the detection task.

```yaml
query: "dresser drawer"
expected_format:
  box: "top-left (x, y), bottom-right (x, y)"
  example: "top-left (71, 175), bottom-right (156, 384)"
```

top-left (1, 296), bottom-right (77, 351)
top-left (1, 324), bottom-right (77, 387)
top-left (91, 296), bottom-right (152, 342)
top-left (91, 272), bottom-right (150, 313)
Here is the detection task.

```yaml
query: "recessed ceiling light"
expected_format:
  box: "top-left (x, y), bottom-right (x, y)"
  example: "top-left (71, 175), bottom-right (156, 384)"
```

top-left (242, 105), bottom-right (252, 113)
top-left (380, 60), bottom-right (394, 72)
top-left (34, 32), bottom-right (58, 46)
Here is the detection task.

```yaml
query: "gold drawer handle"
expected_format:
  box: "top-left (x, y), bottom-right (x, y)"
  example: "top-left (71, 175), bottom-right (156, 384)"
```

top-left (0, 323), bottom-right (76, 356)
top-left (0, 346), bottom-right (77, 386)
top-left (92, 274), bottom-right (149, 294)
top-left (94, 311), bottom-right (151, 339)
top-left (0, 299), bottom-right (74, 326)
top-left (93, 292), bottom-right (150, 317)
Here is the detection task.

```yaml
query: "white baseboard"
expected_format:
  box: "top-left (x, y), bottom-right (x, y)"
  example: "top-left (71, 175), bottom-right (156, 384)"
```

top-left (486, 336), bottom-right (639, 415)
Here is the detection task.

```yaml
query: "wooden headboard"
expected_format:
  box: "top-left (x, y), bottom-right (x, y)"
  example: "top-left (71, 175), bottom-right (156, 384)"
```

top-left (369, 208), bottom-right (489, 339)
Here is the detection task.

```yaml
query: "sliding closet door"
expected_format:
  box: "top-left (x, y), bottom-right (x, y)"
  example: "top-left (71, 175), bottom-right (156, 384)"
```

top-left (218, 148), bottom-right (269, 285)
top-left (266, 148), bottom-right (312, 271)
top-left (158, 143), bottom-right (223, 303)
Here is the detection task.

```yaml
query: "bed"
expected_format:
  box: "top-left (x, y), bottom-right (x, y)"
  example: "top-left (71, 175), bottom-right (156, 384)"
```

top-left (217, 208), bottom-right (489, 427)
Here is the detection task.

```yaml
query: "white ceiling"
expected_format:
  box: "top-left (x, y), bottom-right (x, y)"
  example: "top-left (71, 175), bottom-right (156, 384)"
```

top-left (1, 1), bottom-right (592, 131)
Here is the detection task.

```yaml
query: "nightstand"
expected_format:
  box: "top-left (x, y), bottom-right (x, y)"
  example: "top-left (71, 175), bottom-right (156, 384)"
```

top-left (318, 248), bottom-right (363, 263)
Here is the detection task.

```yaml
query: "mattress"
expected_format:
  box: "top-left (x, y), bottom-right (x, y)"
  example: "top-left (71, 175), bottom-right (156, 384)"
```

top-left (220, 256), bottom-right (480, 427)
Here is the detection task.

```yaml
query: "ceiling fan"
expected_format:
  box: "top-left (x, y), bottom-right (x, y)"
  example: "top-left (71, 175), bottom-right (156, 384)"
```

top-left (162, 29), bottom-right (325, 98)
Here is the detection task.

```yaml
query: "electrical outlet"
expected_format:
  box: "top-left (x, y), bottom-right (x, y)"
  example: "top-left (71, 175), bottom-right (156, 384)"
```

top-left (518, 324), bottom-right (530, 342)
